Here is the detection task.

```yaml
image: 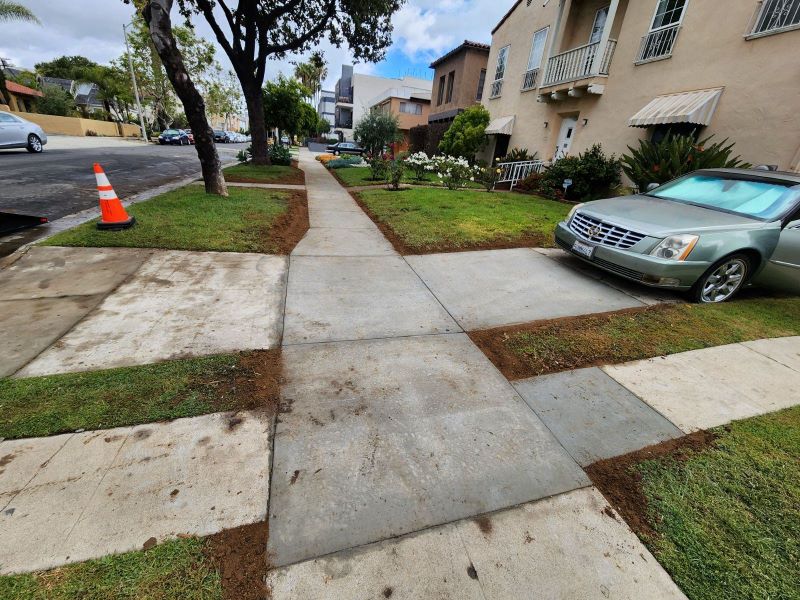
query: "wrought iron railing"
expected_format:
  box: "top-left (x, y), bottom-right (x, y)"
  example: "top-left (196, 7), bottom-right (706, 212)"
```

top-left (521, 68), bottom-right (540, 91)
top-left (495, 160), bottom-right (545, 190)
top-left (747, 0), bottom-right (800, 36)
top-left (636, 24), bottom-right (680, 63)
top-left (543, 40), bottom-right (616, 87)
top-left (489, 79), bottom-right (504, 98)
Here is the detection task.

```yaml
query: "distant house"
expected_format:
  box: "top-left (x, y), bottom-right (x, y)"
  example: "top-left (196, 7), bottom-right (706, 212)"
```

top-left (428, 41), bottom-right (490, 125)
top-left (2, 80), bottom-right (43, 112)
top-left (368, 87), bottom-right (432, 151)
top-left (73, 82), bottom-right (105, 114)
top-left (317, 90), bottom-right (335, 129)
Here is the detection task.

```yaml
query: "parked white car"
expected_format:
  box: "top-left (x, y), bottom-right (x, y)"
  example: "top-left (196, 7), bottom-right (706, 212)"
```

top-left (0, 111), bottom-right (47, 153)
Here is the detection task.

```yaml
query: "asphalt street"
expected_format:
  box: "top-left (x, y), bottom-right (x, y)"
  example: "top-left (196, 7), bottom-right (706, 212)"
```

top-left (0, 139), bottom-right (246, 256)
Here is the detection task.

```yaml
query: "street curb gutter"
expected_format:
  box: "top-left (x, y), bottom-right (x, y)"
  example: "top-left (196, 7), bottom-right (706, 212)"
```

top-left (0, 161), bottom-right (238, 270)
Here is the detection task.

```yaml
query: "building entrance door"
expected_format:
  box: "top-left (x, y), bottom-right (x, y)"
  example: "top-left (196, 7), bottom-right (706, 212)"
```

top-left (555, 116), bottom-right (577, 159)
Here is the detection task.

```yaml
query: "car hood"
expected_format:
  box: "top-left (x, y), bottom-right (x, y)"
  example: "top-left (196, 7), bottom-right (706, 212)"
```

top-left (578, 195), bottom-right (768, 236)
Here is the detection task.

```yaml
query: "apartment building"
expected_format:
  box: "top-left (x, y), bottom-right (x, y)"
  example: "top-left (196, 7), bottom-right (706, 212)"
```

top-left (428, 40), bottom-right (490, 124)
top-left (317, 90), bottom-right (336, 129)
top-left (369, 87), bottom-right (432, 150)
top-left (481, 0), bottom-right (800, 172)
top-left (332, 64), bottom-right (432, 139)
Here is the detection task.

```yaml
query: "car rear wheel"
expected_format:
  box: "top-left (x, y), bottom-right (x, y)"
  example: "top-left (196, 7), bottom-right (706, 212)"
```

top-left (26, 134), bottom-right (43, 153)
top-left (691, 254), bottom-right (751, 303)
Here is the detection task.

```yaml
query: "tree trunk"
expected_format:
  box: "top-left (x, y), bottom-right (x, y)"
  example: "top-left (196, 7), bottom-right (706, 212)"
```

top-left (143, 0), bottom-right (227, 196)
top-left (243, 82), bottom-right (270, 166)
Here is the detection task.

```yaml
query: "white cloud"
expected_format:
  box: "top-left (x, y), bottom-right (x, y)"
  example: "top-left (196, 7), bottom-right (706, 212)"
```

top-left (392, 4), bottom-right (454, 61)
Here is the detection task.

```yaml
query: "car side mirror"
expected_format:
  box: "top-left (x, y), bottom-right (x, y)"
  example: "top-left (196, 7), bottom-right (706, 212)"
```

top-left (646, 183), bottom-right (659, 192)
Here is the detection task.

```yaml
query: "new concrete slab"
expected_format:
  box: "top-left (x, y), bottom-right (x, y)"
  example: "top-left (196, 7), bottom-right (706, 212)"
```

top-left (604, 342), bottom-right (800, 432)
top-left (406, 249), bottom-right (645, 330)
top-left (742, 336), bottom-right (800, 372)
top-left (291, 227), bottom-right (397, 256)
top-left (18, 250), bottom-right (287, 376)
top-left (0, 246), bottom-right (151, 376)
top-left (513, 367), bottom-right (683, 466)
top-left (0, 410), bottom-right (271, 574)
top-left (269, 334), bottom-right (588, 566)
top-left (308, 209), bottom-right (378, 229)
top-left (266, 487), bottom-right (685, 600)
top-left (282, 256), bottom-right (460, 344)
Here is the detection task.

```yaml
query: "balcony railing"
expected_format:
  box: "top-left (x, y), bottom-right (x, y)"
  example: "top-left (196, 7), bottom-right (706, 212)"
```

top-left (337, 95), bottom-right (353, 104)
top-left (489, 79), bottom-right (504, 98)
top-left (542, 40), bottom-right (616, 87)
top-left (747, 0), bottom-right (800, 37)
top-left (335, 121), bottom-right (353, 129)
top-left (521, 68), bottom-right (540, 91)
top-left (636, 24), bottom-right (680, 63)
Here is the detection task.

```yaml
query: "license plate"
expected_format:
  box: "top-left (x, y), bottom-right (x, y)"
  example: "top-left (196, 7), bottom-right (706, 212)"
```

top-left (572, 240), bottom-right (595, 259)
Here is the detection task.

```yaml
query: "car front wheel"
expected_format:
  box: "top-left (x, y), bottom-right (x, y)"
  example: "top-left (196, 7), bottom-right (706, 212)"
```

top-left (26, 134), bottom-right (43, 153)
top-left (691, 253), bottom-right (751, 303)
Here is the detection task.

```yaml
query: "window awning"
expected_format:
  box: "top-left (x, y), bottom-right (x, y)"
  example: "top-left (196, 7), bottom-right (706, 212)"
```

top-left (485, 115), bottom-right (515, 135)
top-left (628, 87), bottom-right (724, 128)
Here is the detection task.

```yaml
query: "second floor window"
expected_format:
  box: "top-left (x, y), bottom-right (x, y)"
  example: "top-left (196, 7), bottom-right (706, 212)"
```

top-left (476, 69), bottom-right (486, 100)
top-left (445, 71), bottom-right (455, 103)
top-left (437, 75), bottom-right (446, 105)
top-left (494, 45), bottom-right (510, 81)
top-left (637, 0), bottom-right (686, 62)
top-left (752, 0), bottom-right (800, 34)
top-left (399, 102), bottom-right (423, 115)
top-left (522, 27), bottom-right (548, 90)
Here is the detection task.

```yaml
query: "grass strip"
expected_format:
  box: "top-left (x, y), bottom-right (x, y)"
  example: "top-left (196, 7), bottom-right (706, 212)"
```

top-left (223, 163), bottom-right (304, 185)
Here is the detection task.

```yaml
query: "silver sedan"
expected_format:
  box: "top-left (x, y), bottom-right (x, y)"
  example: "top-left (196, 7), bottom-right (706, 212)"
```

top-left (0, 110), bottom-right (48, 153)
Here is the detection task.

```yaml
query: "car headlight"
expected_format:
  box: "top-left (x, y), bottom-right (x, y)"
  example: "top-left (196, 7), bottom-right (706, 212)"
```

top-left (567, 203), bottom-right (585, 221)
top-left (650, 234), bottom-right (699, 261)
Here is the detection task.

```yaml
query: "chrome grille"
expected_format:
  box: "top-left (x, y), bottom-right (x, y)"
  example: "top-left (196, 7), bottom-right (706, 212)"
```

top-left (568, 212), bottom-right (646, 250)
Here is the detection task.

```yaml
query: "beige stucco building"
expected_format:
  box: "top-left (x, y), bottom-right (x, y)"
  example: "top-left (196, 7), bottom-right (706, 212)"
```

top-left (429, 41), bottom-right (490, 124)
top-left (369, 87), bottom-right (432, 151)
top-left (481, 0), bottom-right (800, 172)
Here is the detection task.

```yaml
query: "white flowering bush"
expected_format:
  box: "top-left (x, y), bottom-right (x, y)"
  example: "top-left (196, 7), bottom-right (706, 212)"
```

top-left (405, 151), bottom-right (430, 181)
top-left (429, 155), bottom-right (478, 190)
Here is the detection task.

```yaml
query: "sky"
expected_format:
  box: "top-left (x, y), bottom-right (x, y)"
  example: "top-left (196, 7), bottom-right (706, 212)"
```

top-left (0, 0), bottom-right (510, 95)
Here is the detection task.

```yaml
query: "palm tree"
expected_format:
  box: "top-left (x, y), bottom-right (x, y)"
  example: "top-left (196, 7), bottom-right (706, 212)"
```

top-left (308, 51), bottom-right (327, 106)
top-left (0, 0), bottom-right (41, 23)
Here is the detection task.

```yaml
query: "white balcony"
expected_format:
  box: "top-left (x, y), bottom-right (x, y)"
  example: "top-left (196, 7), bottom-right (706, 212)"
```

top-left (542, 39), bottom-right (617, 87)
top-left (635, 23), bottom-right (680, 64)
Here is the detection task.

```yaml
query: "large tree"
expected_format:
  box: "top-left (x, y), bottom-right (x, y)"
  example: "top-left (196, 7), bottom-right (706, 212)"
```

top-left (262, 75), bottom-right (307, 138)
top-left (142, 0), bottom-right (227, 196)
top-left (36, 55), bottom-right (99, 80)
top-left (172, 0), bottom-right (403, 165)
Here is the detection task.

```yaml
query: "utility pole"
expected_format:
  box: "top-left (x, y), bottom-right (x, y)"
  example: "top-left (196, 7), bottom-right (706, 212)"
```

top-left (123, 22), bottom-right (148, 142)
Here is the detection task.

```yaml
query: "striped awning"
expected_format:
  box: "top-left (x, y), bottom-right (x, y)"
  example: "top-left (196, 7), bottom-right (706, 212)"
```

top-left (485, 115), bottom-right (515, 135)
top-left (628, 87), bottom-right (724, 128)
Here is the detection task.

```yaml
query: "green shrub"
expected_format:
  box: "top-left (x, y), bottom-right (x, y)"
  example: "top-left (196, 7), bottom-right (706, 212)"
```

top-left (621, 134), bottom-right (751, 191)
top-left (388, 158), bottom-right (406, 190)
top-left (327, 157), bottom-right (360, 169)
top-left (37, 85), bottom-right (77, 117)
top-left (499, 147), bottom-right (535, 163)
top-left (236, 145), bottom-right (252, 163)
top-left (438, 105), bottom-right (490, 162)
top-left (477, 165), bottom-right (502, 191)
top-left (515, 172), bottom-right (545, 193)
top-left (539, 144), bottom-right (621, 201)
top-left (368, 156), bottom-right (389, 181)
top-left (269, 144), bottom-right (292, 166)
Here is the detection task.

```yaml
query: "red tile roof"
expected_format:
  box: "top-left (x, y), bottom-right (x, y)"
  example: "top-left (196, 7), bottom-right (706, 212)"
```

top-left (5, 80), bottom-right (44, 98)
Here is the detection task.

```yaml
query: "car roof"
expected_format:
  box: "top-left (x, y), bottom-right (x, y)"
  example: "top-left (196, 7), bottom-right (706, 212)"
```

top-left (695, 168), bottom-right (800, 185)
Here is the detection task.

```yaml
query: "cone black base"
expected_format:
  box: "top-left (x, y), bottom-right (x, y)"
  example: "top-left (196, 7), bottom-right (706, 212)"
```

top-left (97, 216), bottom-right (136, 231)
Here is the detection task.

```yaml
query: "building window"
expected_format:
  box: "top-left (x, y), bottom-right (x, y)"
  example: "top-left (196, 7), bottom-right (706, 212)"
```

top-left (589, 6), bottom-right (610, 44)
top-left (399, 101), bottom-right (423, 115)
top-left (490, 45), bottom-right (509, 98)
top-left (636, 0), bottom-right (687, 63)
top-left (445, 71), bottom-right (455, 103)
top-left (436, 75), bottom-right (446, 105)
top-left (476, 69), bottom-right (486, 100)
top-left (750, 0), bottom-right (800, 35)
top-left (522, 27), bottom-right (548, 90)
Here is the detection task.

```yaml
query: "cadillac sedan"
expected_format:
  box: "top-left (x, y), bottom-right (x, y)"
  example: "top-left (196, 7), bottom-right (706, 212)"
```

top-left (554, 169), bottom-right (800, 303)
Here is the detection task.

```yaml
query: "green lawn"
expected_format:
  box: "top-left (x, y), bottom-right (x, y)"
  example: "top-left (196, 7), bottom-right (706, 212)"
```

top-left (41, 185), bottom-right (297, 253)
top-left (636, 407), bottom-right (800, 600)
top-left (0, 352), bottom-right (274, 439)
top-left (355, 187), bottom-right (569, 253)
top-left (0, 537), bottom-right (220, 600)
top-left (470, 297), bottom-right (800, 378)
top-left (333, 166), bottom-right (482, 189)
top-left (223, 163), bottom-right (304, 184)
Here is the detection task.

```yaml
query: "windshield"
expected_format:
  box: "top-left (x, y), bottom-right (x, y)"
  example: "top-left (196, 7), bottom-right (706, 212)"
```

top-left (649, 174), bottom-right (800, 221)
top-left (163, 129), bottom-right (179, 135)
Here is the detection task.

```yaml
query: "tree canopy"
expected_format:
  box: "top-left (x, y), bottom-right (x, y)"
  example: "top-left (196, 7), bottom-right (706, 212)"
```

top-left (35, 55), bottom-right (99, 80)
top-left (438, 104), bottom-right (491, 162)
top-left (262, 76), bottom-right (309, 136)
top-left (354, 111), bottom-right (400, 157)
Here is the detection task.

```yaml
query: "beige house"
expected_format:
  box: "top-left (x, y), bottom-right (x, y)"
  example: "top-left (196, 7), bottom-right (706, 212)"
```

top-left (369, 87), bottom-right (432, 151)
top-left (429, 40), bottom-right (490, 124)
top-left (481, 0), bottom-right (800, 172)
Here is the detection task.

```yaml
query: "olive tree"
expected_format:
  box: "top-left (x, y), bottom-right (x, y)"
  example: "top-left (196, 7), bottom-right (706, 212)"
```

top-left (353, 111), bottom-right (400, 157)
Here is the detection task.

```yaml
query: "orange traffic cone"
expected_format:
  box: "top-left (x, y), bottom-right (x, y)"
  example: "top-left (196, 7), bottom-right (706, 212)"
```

top-left (94, 163), bottom-right (135, 230)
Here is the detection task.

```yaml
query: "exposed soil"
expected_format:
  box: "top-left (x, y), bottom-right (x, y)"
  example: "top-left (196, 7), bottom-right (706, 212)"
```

top-left (586, 430), bottom-right (718, 540)
top-left (197, 349), bottom-right (283, 417)
top-left (264, 190), bottom-right (309, 254)
top-left (206, 521), bottom-right (271, 600)
top-left (225, 161), bottom-right (305, 185)
top-left (468, 305), bottom-right (672, 380)
top-left (350, 191), bottom-right (553, 255)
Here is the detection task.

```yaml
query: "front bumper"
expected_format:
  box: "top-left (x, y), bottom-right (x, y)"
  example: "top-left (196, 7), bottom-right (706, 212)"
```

top-left (554, 222), bottom-right (709, 290)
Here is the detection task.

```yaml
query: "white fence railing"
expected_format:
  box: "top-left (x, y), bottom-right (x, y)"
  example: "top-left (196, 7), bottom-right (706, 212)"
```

top-left (636, 24), bottom-right (681, 63)
top-left (496, 160), bottom-right (545, 190)
top-left (543, 40), bottom-right (617, 87)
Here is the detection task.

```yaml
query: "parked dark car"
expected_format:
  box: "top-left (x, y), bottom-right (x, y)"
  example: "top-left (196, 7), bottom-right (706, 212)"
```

top-left (326, 141), bottom-right (364, 156)
top-left (158, 129), bottom-right (190, 145)
top-left (213, 129), bottom-right (230, 143)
